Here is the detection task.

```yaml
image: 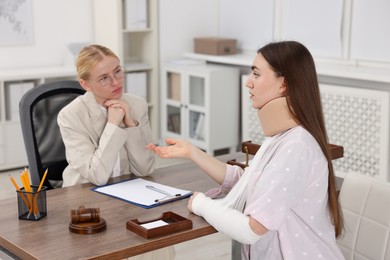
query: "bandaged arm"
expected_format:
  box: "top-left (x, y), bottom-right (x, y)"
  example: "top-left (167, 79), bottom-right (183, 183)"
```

top-left (192, 193), bottom-right (262, 244)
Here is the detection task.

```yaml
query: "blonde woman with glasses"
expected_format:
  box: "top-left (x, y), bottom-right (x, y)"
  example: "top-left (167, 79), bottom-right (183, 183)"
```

top-left (58, 44), bottom-right (156, 189)
top-left (59, 45), bottom-right (174, 259)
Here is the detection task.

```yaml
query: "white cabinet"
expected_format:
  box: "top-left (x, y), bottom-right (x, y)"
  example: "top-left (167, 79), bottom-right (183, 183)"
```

top-left (93, 0), bottom-right (160, 143)
top-left (0, 66), bottom-right (76, 170)
top-left (161, 63), bottom-right (240, 155)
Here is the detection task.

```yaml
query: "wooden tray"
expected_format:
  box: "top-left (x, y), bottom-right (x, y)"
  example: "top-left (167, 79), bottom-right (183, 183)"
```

top-left (126, 211), bottom-right (192, 239)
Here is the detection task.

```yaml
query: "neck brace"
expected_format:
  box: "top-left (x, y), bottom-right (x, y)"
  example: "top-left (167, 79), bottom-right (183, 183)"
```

top-left (258, 97), bottom-right (299, 136)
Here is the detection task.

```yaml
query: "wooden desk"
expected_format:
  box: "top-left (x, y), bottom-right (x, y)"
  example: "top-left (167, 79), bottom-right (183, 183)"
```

top-left (0, 152), bottom-right (344, 260)
top-left (0, 155), bottom-right (236, 260)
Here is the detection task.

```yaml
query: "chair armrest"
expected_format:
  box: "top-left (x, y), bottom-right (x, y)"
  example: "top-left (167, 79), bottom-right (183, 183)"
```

top-left (241, 140), bottom-right (344, 160)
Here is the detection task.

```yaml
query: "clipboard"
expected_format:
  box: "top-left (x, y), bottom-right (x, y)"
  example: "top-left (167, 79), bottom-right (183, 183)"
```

top-left (92, 178), bottom-right (193, 209)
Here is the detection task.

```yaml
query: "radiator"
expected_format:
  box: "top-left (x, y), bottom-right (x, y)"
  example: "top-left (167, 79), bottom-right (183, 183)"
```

top-left (241, 75), bottom-right (390, 180)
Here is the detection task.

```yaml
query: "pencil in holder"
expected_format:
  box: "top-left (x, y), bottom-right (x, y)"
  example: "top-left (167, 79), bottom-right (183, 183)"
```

top-left (17, 185), bottom-right (47, 221)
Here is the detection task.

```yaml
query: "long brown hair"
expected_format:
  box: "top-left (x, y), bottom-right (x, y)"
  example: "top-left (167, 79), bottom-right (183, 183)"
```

top-left (258, 41), bottom-right (343, 237)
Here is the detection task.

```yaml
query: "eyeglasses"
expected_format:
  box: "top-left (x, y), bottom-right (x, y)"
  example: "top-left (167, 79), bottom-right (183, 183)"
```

top-left (89, 66), bottom-right (126, 87)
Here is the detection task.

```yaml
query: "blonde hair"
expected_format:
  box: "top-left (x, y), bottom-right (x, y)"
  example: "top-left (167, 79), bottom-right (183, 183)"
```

top-left (76, 44), bottom-right (119, 80)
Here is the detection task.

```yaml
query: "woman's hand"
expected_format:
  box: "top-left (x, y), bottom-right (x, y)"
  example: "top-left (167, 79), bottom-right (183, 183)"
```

top-left (106, 104), bottom-right (125, 126)
top-left (146, 138), bottom-right (193, 159)
top-left (187, 192), bottom-right (200, 213)
top-left (105, 99), bottom-right (138, 127)
top-left (148, 138), bottom-right (227, 185)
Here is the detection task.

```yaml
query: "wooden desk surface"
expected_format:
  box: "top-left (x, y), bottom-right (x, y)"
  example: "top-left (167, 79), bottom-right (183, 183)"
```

top-left (0, 154), bottom-right (239, 260)
top-left (0, 152), bottom-right (343, 260)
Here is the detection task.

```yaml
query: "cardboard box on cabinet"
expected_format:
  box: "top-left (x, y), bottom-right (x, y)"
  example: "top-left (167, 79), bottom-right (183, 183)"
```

top-left (194, 37), bottom-right (237, 55)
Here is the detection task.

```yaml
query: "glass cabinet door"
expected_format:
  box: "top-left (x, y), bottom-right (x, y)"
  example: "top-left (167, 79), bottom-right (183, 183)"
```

top-left (165, 72), bottom-right (182, 135)
top-left (166, 105), bottom-right (181, 135)
top-left (167, 72), bottom-right (181, 101)
top-left (188, 76), bottom-right (205, 106)
top-left (188, 75), bottom-right (206, 141)
top-left (189, 111), bottom-right (205, 141)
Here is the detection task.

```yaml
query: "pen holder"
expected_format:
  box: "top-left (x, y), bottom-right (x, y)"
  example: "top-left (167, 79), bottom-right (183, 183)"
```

top-left (17, 185), bottom-right (47, 221)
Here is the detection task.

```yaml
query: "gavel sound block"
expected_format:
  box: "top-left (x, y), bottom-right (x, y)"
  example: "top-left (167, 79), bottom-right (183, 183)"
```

top-left (69, 206), bottom-right (106, 234)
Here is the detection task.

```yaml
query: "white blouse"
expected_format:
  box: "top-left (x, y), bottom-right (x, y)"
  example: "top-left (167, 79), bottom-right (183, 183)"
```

top-left (223, 126), bottom-right (344, 259)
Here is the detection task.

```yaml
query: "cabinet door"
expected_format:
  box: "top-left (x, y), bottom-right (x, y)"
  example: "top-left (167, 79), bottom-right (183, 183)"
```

top-left (164, 71), bottom-right (183, 136)
top-left (163, 70), bottom-right (207, 143)
top-left (187, 74), bottom-right (206, 142)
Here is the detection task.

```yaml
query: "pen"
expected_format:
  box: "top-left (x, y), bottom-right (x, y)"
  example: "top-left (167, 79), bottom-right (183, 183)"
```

top-left (29, 168), bottom-right (48, 218)
top-left (20, 170), bottom-right (35, 218)
top-left (146, 185), bottom-right (172, 196)
top-left (10, 175), bottom-right (31, 210)
top-left (36, 168), bottom-right (48, 193)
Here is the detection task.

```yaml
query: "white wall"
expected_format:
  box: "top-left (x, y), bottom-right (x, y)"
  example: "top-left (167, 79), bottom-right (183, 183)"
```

top-left (159, 0), bottom-right (390, 67)
top-left (1, 0), bottom-right (389, 71)
top-left (219, 0), bottom-right (274, 52)
top-left (0, 0), bottom-right (94, 70)
top-left (158, 0), bottom-right (346, 64)
top-left (219, 0), bottom-right (344, 60)
top-left (350, 0), bottom-right (390, 63)
top-left (158, 0), bottom-right (220, 64)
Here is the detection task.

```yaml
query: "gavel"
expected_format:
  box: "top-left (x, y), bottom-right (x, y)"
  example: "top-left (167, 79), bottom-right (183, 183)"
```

top-left (71, 206), bottom-right (100, 224)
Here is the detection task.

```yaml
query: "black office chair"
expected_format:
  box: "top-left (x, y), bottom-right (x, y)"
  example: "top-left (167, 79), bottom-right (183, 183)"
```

top-left (19, 80), bottom-right (85, 189)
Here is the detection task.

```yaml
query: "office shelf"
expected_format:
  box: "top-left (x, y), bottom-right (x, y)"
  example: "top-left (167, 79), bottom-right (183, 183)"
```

top-left (0, 66), bottom-right (76, 170)
top-left (93, 0), bottom-right (160, 143)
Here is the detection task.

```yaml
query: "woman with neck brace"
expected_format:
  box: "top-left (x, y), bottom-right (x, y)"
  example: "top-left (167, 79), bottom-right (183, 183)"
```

top-left (147, 41), bottom-right (344, 259)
